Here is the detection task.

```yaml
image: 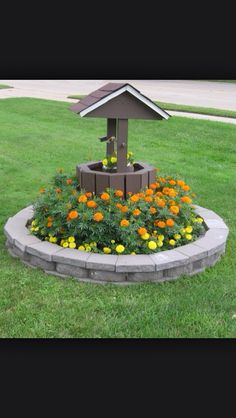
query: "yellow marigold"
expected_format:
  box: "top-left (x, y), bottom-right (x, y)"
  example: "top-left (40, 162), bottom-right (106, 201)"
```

top-left (63, 242), bottom-right (69, 248)
top-left (101, 192), bottom-right (110, 201)
top-left (169, 239), bottom-right (176, 246)
top-left (157, 241), bottom-right (163, 247)
top-left (116, 245), bottom-right (125, 253)
top-left (93, 212), bottom-right (104, 222)
top-left (133, 208), bottom-right (141, 216)
top-left (158, 234), bottom-right (165, 241)
top-left (103, 247), bottom-right (111, 254)
top-left (68, 236), bottom-right (75, 243)
top-left (141, 233), bottom-right (150, 240)
top-left (115, 190), bottom-right (124, 197)
top-left (78, 245), bottom-right (85, 251)
top-left (120, 219), bottom-right (130, 227)
top-left (181, 196), bottom-right (192, 204)
top-left (148, 241), bottom-right (157, 250)
top-left (185, 234), bottom-right (192, 240)
top-left (174, 234), bottom-right (181, 240)
top-left (69, 242), bottom-right (76, 249)
top-left (185, 226), bottom-right (193, 233)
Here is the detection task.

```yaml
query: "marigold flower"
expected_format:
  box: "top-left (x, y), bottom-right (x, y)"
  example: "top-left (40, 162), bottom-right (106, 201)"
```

top-left (47, 221), bottom-right (53, 227)
top-left (157, 241), bottom-right (163, 247)
top-left (185, 234), bottom-right (192, 240)
top-left (174, 234), bottom-right (181, 240)
top-left (68, 236), bottom-right (75, 243)
top-left (170, 205), bottom-right (179, 215)
top-left (145, 188), bottom-right (154, 196)
top-left (169, 200), bottom-right (176, 206)
top-left (166, 219), bottom-right (175, 227)
top-left (115, 190), bottom-right (124, 197)
top-left (103, 247), bottom-right (111, 254)
top-left (66, 179), bottom-right (73, 184)
top-left (156, 221), bottom-right (166, 228)
top-left (87, 200), bottom-right (97, 208)
top-left (68, 210), bottom-right (79, 219)
top-left (133, 208), bottom-right (141, 216)
top-left (148, 241), bottom-right (157, 250)
top-left (63, 242), bottom-right (69, 248)
top-left (144, 196), bottom-right (153, 203)
top-left (141, 233), bottom-right (150, 240)
top-left (149, 183), bottom-right (157, 190)
top-left (116, 245), bottom-right (125, 253)
top-left (181, 196), bottom-right (192, 204)
top-left (78, 245), bottom-right (85, 251)
top-left (158, 234), bottom-right (165, 241)
top-left (138, 227), bottom-right (147, 236)
top-left (149, 207), bottom-right (157, 215)
top-left (177, 180), bottom-right (185, 187)
top-left (85, 192), bottom-right (92, 198)
top-left (93, 212), bottom-right (104, 222)
top-left (182, 185), bottom-right (190, 192)
top-left (121, 205), bottom-right (129, 213)
top-left (169, 180), bottom-right (176, 186)
top-left (78, 195), bottom-right (87, 203)
top-left (101, 192), bottom-right (110, 201)
top-left (130, 194), bottom-right (140, 203)
top-left (169, 239), bottom-right (176, 246)
top-left (69, 242), bottom-right (76, 249)
top-left (168, 189), bottom-right (178, 197)
top-left (157, 199), bottom-right (166, 208)
top-left (185, 226), bottom-right (193, 233)
top-left (156, 191), bottom-right (163, 197)
top-left (116, 203), bottom-right (123, 209)
top-left (120, 219), bottom-right (130, 227)
top-left (55, 188), bottom-right (61, 193)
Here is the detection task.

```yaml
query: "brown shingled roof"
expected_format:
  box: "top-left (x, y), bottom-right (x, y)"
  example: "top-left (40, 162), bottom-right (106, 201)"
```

top-left (70, 82), bottom-right (129, 114)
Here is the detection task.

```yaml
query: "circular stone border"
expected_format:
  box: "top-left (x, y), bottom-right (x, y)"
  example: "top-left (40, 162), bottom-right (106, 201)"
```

top-left (4, 205), bottom-right (229, 285)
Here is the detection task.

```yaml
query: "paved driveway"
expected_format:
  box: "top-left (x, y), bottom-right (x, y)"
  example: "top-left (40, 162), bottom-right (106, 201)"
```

top-left (0, 80), bottom-right (236, 110)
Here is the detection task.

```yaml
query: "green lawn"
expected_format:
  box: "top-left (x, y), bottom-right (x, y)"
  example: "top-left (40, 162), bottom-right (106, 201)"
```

top-left (0, 84), bottom-right (13, 89)
top-left (68, 95), bottom-right (236, 119)
top-left (0, 97), bottom-right (236, 338)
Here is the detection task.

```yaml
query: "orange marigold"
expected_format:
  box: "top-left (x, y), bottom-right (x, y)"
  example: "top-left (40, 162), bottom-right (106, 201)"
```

top-left (120, 219), bottom-right (130, 227)
top-left (157, 199), bottom-right (166, 208)
top-left (47, 221), bottom-right (53, 228)
top-left (149, 207), bottom-right (157, 215)
top-left (68, 210), bottom-right (79, 220)
top-left (177, 180), bottom-right (185, 187)
top-left (87, 200), bottom-right (97, 209)
top-left (138, 227), bottom-right (147, 236)
top-left (149, 183), bottom-right (157, 190)
top-left (181, 196), bottom-right (192, 204)
top-left (121, 205), bottom-right (129, 213)
top-left (169, 180), bottom-right (176, 186)
top-left (156, 191), bottom-right (163, 197)
top-left (144, 196), bottom-right (153, 203)
top-left (182, 185), bottom-right (190, 192)
top-left (85, 192), bottom-right (92, 198)
top-left (130, 194), bottom-right (140, 203)
top-left (170, 205), bottom-right (180, 215)
top-left (168, 188), bottom-right (178, 197)
top-left (116, 203), bottom-right (123, 209)
top-left (169, 200), bottom-right (176, 206)
top-left (115, 190), bottom-right (124, 197)
top-left (145, 188), bottom-right (154, 196)
top-left (156, 221), bottom-right (166, 228)
top-left (133, 208), bottom-right (141, 216)
top-left (93, 212), bottom-right (104, 222)
top-left (166, 218), bottom-right (175, 227)
top-left (101, 192), bottom-right (110, 201)
top-left (55, 188), bottom-right (61, 193)
top-left (66, 179), bottom-right (73, 185)
top-left (78, 195), bottom-right (87, 203)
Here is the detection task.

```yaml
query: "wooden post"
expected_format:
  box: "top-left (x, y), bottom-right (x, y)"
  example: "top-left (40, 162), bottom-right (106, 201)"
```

top-left (106, 118), bottom-right (116, 157)
top-left (117, 119), bottom-right (128, 172)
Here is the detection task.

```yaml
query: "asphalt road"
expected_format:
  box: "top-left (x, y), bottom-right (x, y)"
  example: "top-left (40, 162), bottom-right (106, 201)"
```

top-left (1, 80), bottom-right (236, 110)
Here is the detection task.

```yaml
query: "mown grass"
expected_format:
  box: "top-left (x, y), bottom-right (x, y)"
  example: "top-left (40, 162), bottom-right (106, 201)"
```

top-left (0, 97), bottom-right (236, 338)
top-left (68, 95), bottom-right (236, 119)
top-left (0, 84), bottom-right (13, 89)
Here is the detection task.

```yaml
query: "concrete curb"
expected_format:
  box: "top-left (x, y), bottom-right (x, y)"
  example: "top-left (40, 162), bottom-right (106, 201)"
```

top-left (4, 205), bottom-right (229, 284)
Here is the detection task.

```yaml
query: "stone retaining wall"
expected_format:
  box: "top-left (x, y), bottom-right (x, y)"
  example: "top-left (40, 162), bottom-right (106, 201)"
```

top-left (4, 205), bottom-right (229, 284)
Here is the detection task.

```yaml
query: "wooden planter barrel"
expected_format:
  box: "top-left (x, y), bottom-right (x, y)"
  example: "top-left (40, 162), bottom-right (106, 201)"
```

top-left (76, 161), bottom-right (156, 198)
